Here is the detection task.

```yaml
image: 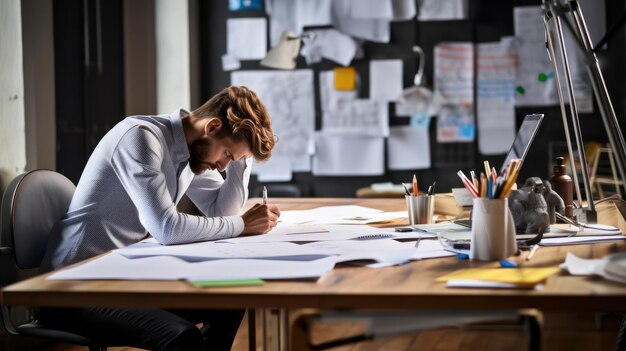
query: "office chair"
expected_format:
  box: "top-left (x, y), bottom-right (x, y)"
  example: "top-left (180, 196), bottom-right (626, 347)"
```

top-left (0, 170), bottom-right (107, 351)
top-left (252, 184), bottom-right (302, 198)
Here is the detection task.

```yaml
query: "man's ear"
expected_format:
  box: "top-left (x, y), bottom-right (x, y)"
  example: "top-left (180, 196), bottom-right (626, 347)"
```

top-left (204, 117), bottom-right (222, 136)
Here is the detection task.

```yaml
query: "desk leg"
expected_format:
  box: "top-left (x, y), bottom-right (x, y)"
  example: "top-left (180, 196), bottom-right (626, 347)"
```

top-left (279, 308), bottom-right (289, 351)
top-left (272, 309), bottom-right (280, 351)
top-left (248, 308), bottom-right (256, 351)
top-left (261, 308), bottom-right (268, 351)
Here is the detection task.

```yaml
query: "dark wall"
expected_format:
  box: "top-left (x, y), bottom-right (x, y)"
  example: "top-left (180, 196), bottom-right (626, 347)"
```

top-left (199, 0), bottom-right (626, 197)
top-left (55, 0), bottom-right (125, 184)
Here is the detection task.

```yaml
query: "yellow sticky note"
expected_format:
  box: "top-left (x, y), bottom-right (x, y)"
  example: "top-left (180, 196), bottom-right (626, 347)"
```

top-left (334, 67), bottom-right (356, 90)
top-left (436, 267), bottom-right (560, 285)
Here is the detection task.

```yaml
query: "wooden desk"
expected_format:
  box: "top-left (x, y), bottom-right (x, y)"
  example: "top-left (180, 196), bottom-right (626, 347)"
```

top-left (3, 198), bottom-right (626, 343)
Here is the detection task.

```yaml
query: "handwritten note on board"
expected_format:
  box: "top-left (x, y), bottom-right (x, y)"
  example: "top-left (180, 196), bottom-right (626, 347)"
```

top-left (476, 38), bottom-right (516, 154)
top-left (231, 70), bottom-right (315, 173)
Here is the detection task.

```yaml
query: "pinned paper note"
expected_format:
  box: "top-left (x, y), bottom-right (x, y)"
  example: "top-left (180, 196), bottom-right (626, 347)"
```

top-left (221, 53), bottom-right (241, 71)
top-left (231, 70), bottom-right (315, 175)
top-left (387, 125), bottom-right (431, 170)
top-left (418, 0), bottom-right (468, 21)
top-left (312, 132), bottom-right (384, 176)
top-left (370, 59), bottom-right (403, 102)
top-left (334, 67), bottom-right (356, 90)
top-left (476, 38), bottom-right (516, 155)
top-left (300, 29), bottom-right (359, 66)
top-left (227, 18), bottom-right (267, 60)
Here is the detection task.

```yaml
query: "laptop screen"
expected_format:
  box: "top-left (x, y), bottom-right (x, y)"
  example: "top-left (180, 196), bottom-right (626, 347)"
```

top-left (500, 114), bottom-right (544, 171)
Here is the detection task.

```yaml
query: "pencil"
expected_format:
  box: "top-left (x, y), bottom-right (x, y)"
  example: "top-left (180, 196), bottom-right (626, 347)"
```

top-left (412, 174), bottom-right (418, 196)
top-left (483, 160), bottom-right (491, 178)
top-left (457, 170), bottom-right (479, 198)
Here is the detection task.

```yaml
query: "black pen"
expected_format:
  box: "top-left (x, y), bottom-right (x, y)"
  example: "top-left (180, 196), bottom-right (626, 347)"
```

top-left (429, 181), bottom-right (436, 195)
top-left (401, 183), bottom-right (411, 196)
top-left (395, 227), bottom-right (438, 235)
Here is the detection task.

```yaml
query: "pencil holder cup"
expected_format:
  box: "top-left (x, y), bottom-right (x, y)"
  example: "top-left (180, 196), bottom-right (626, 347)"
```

top-left (470, 198), bottom-right (518, 261)
top-left (406, 195), bottom-right (434, 225)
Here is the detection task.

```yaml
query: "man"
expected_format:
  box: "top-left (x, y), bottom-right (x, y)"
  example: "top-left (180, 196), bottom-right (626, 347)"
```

top-left (39, 86), bottom-right (281, 350)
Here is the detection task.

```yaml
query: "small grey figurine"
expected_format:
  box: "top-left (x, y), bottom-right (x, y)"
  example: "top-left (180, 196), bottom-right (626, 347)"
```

top-left (509, 177), bottom-right (551, 234)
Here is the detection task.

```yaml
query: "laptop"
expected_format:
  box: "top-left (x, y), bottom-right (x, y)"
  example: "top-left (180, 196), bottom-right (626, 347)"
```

top-left (454, 114), bottom-right (544, 228)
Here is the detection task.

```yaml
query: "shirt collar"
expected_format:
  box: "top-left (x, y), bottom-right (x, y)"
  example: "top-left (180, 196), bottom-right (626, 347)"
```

top-left (168, 108), bottom-right (191, 165)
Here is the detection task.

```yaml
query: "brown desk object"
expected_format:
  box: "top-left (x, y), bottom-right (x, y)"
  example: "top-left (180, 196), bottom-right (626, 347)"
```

top-left (3, 198), bottom-right (626, 347)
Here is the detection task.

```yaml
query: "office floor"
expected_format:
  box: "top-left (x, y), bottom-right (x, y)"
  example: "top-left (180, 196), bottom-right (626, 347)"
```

top-left (3, 311), bottom-right (622, 350)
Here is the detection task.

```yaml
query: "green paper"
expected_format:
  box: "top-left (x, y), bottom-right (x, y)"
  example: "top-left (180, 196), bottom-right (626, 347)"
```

top-left (189, 278), bottom-right (265, 288)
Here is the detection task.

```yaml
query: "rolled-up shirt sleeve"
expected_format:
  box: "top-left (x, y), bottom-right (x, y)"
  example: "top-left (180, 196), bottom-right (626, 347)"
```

top-left (185, 157), bottom-right (251, 217)
top-left (110, 126), bottom-right (243, 245)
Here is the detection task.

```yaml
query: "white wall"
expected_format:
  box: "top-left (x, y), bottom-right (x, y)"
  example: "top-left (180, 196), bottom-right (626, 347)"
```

top-left (22, 0), bottom-right (56, 172)
top-left (0, 0), bottom-right (26, 191)
top-left (155, 0), bottom-right (191, 114)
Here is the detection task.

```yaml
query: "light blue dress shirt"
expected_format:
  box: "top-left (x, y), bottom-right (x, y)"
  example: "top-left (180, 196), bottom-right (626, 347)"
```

top-left (41, 109), bottom-right (250, 271)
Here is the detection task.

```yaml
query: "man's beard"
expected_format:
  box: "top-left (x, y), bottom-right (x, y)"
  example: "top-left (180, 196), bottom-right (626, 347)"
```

top-left (189, 138), bottom-right (211, 174)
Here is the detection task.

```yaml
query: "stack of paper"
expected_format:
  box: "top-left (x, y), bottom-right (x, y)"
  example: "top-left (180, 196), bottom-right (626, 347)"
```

top-left (436, 267), bottom-right (560, 289)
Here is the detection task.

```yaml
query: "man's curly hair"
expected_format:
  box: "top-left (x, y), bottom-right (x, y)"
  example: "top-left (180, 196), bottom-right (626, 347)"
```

top-left (192, 86), bottom-right (276, 161)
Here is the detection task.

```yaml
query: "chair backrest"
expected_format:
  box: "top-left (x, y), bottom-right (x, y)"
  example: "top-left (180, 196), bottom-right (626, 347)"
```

top-left (0, 170), bottom-right (75, 286)
top-left (253, 184), bottom-right (302, 198)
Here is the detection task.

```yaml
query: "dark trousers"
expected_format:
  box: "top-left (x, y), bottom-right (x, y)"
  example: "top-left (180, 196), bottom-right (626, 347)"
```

top-left (37, 307), bottom-right (245, 351)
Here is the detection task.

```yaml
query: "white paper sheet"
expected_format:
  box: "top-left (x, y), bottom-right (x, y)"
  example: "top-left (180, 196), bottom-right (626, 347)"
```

top-left (418, 0), bottom-right (468, 21)
top-left (226, 18), bottom-right (267, 60)
top-left (370, 59), bottom-right (403, 102)
top-left (231, 70), bottom-right (315, 175)
top-left (304, 239), bottom-right (415, 266)
top-left (219, 224), bottom-right (382, 243)
top-left (253, 156), bottom-right (292, 182)
top-left (300, 29), bottom-right (359, 66)
top-left (268, 223), bottom-right (329, 236)
top-left (405, 239), bottom-right (455, 260)
top-left (435, 42), bottom-right (474, 105)
top-left (319, 70), bottom-right (358, 112)
top-left (387, 125), bottom-right (431, 170)
top-left (560, 252), bottom-right (607, 276)
top-left (322, 99), bottom-right (389, 137)
top-left (435, 48), bottom-right (476, 143)
top-left (539, 234), bottom-right (626, 246)
top-left (221, 53), bottom-right (241, 71)
top-left (114, 241), bottom-right (330, 262)
top-left (331, 0), bottom-right (390, 43)
top-left (220, 225), bottom-right (433, 244)
top-left (312, 132), bottom-right (385, 176)
top-left (476, 38), bottom-right (516, 155)
top-left (48, 253), bottom-right (337, 281)
top-left (278, 205), bottom-right (405, 225)
top-left (266, 0), bottom-right (333, 46)
top-left (434, 42), bottom-right (475, 142)
top-left (349, 0), bottom-right (393, 19)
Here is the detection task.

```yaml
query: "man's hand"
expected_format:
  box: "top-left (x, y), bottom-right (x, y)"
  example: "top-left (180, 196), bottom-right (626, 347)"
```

top-left (240, 203), bottom-right (281, 235)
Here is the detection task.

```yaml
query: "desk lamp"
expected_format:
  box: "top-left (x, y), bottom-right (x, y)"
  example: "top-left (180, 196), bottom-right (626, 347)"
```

top-left (542, 0), bottom-right (626, 223)
top-left (260, 31), bottom-right (315, 70)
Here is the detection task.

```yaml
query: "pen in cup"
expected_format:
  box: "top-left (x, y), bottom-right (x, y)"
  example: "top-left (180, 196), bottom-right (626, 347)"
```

top-left (401, 183), bottom-right (411, 196)
top-left (262, 186), bottom-right (268, 205)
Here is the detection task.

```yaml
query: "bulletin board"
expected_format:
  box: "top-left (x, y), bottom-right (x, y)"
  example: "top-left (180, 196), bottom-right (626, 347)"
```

top-left (198, 0), bottom-right (625, 197)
